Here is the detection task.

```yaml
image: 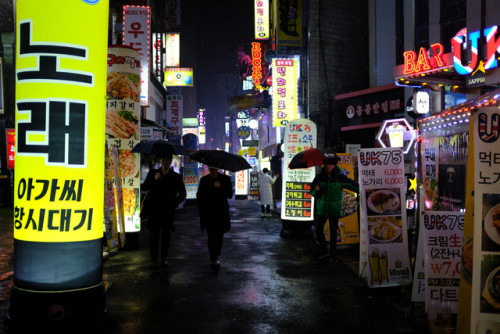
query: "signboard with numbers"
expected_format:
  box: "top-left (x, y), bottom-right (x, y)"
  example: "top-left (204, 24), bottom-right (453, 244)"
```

top-left (358, 148), bottom-right (412, 288)
top-left (281, 119), bottom-right (316, 221)
top-left (470, 107), bottom-right (500, 332)
top-left (422, 211), bottom-right (464, 314)
top-left (14, 0), bottom-right (109, 243)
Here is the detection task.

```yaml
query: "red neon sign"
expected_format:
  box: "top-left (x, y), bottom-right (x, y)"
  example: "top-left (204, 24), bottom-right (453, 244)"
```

top-left (403, 43), bottom-right (445, 75)
top-left (6, 128), bottom-right (15, 169)
top-left (251, 42), bottom-right (262, 89)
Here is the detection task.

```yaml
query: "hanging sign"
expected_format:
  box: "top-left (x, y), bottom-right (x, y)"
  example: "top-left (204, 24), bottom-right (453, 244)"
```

top-left (123, 5), bottom-right (150, 106)
top-left (14, 0), bottom-right (109, 242)
top-left (358, 148), bottom-right (412, 287)
top-left (254, 0), bottom-right (270, 40)
top-left (281, 119), bottom-right (317, 221)
top-left (6, 128), bottom-right (15, 169)
top-left (272, 59), bottom-right (298, 126)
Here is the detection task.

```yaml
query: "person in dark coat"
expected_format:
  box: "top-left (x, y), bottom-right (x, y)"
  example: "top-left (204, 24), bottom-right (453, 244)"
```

top-left (142, 154), bottom-right (186, 270)
top-left (310, 153), bottom-right (359, 263)
top-left (197, 167), bottom-right (233, 272)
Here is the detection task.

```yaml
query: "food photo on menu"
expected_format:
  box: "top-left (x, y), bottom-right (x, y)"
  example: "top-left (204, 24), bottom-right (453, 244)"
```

top-left (365, 188), bottom-right (401, 216)
top-left (482, 193), bottom-right (500, 252)
top-left (367, 216), bottom-right (403, 244)
top-left (480, 254), bottom-right (500, 314)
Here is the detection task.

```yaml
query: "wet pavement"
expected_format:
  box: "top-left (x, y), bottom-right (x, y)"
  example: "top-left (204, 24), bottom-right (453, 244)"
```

top-left (0, 200), bottom-right (428, 333)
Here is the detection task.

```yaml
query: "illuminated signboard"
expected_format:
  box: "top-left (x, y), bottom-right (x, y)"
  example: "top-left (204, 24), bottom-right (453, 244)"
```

top-left (152, 32), bottom-right (165, 83)
top-left (106, 46), bottom-right (141, 233)
top-left (235, 170), bottom-right (248, 196)
top-left (165, 67), bottom-right (194, 87)
top-left (281, 119), bottom-right (317, 221)
top-left (15, 0), bottom-right (108, 242)
top-left (272, 58), bottom-right (298, 126)
top-left (375, 118), bottom-right (417, 154)
top-left (6, 129), bottom-right (15, 169)
top-left (254, 0), bottom-right (269, 40)
top-left (251, 42), bottom-right (262, 89)
top-left (166, 33), bottom-right (180, 67)
top-left (123, 5), bottom-right (150, 106)
top-left (167, 95), bottom-right (183, 136)
top-left (403, 43), bottom-right (445, 75)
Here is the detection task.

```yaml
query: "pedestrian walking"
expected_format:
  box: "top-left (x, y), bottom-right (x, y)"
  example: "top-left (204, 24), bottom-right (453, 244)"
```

top-left (272, 169), bottom-right (282, 211)
top-left (197, 167), bottom-right (233, 272)
top-left (311, 153), bottom-right (359, 263)
top-left (258, 168), bottom-right (278, 217)
top-left (142, 154), bottom-right (186, 270)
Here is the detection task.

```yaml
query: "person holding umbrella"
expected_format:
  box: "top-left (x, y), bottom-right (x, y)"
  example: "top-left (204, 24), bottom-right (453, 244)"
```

top-left (196, 167), bottom-right (233, 272)
top-left (310, 153), bottom-right (359, 263)
top-left (142, 153), bottom-right (186, 270)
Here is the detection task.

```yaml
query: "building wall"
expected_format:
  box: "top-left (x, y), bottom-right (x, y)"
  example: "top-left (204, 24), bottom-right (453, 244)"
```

top-left (308, 0), bottom-right (369, 151)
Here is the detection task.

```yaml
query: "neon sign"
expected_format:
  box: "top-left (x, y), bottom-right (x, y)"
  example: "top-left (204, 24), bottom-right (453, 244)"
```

top-left (251, 42), bottom-right (262, 90)
top-left (403, 43), bottom-right (445, 75)
top-left (452, 25), bottom-right (500, 75)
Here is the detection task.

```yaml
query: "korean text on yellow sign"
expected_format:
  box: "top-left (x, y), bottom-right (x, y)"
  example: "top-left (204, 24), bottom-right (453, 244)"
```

top-left (14, 0), bottom-right (109, 242)
top-left (272, 59), bottom-right (298, 126)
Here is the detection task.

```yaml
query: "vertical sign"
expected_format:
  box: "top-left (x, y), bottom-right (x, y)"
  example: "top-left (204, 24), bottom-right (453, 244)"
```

top-left (6, 129), bottom-right (15, 169)
top-left (12, 2), bottom-right (109, 324)
top-left (106, 46), bottom-right (141, 233)
top-left (166, 33), bottom-right (180, 67)
top-left (15, 1), bottom-right (108, 243)
top-left (281, 119), bottom-right (316, 221)
top-left (470, 108), bottom-right (500, 332)
top-left (422, 211), bottom-right (464, 315)
top-left (167, 95), bottom-right (183, 136)
top-left (183, 162), bottom-right (199, 200)
top-left (152, 32), bottom-right (165, 83)
top-left (272, 59), bottom-right (298, 126)
top-left (358, 148), bottom-right (412, 287)
top-left (123, 5), bottom-right (150, 106)
top-left (276, 0), bottom-right (302, 55)
top-left (254, 0), bottom-right (270, 40)
top-left (250, 171), bottom-right (259, 198)
top-left (235, 169), bottom-right (248, 196)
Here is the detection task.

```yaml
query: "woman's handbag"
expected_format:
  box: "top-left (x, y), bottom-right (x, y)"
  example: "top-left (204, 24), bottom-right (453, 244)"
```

top-left (140, 192), bottom-right (152, 228)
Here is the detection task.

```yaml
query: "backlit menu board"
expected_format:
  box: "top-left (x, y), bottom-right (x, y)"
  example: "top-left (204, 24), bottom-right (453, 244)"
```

top-left (281, 119), bottom-right (317, 221)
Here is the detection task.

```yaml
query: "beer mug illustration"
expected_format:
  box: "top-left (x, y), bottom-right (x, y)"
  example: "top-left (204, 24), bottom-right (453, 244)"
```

top-left (379, 251), bottom-right (388, 282)
top-left (369, 248), bottom-right (380, 284)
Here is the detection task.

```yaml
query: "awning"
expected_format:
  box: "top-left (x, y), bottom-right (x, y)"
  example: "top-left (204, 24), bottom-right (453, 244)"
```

top-left (393, 53), bottom-right (464, 89)
top-left (418, 88), bottom-right (500, 134)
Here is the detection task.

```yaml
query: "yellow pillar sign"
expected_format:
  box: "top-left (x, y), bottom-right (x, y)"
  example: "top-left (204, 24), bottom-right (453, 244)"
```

top-left (15, 0), bottom-right (109, 242)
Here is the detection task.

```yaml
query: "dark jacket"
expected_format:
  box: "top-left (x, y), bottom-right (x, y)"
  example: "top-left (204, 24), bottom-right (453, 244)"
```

top-left (197, 173), bottom-right (233, 233)
top-left (142, 168), bottom-right (186, 226)
top-left (311, 165), bottom-right (359, 217)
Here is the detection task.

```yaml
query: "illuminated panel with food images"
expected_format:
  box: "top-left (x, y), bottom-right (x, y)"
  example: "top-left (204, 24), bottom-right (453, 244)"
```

top-left (106, 45), bottom-right (141, 233)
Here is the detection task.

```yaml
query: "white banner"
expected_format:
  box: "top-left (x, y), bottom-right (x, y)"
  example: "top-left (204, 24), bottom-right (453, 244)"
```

top-left (123, 5), bottom-right (150, 106)
top-left (471, 107), bottom-right (500, 332)
top-left (422, 211), bottom-right (464, 313)
top-left (358, 147), bottom-right (412, 287)
top-left (281, 119), bottom-right (316, 221)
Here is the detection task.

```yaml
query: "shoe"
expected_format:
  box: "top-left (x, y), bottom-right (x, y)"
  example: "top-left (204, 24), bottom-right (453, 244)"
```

top-left (266, 213), bottom-right (273, 217)
top-left (329, 256), bottom-right (339, 263)
top-left (149, 262), bottom-right (159, 271)
top-left (210, 260), bottom-right (221, 272)
top-left (261, 213), bottom-right (266, 218)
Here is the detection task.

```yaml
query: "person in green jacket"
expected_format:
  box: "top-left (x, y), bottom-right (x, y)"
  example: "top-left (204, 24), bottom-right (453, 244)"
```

top-left (311, 153), bottom-right (359, 263)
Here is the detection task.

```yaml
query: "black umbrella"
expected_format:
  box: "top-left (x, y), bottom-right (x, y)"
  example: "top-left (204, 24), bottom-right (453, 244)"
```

top-left (190, 150), bottom-right (251, 172)
top-left (131, 140), bottom-right (190, 156)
